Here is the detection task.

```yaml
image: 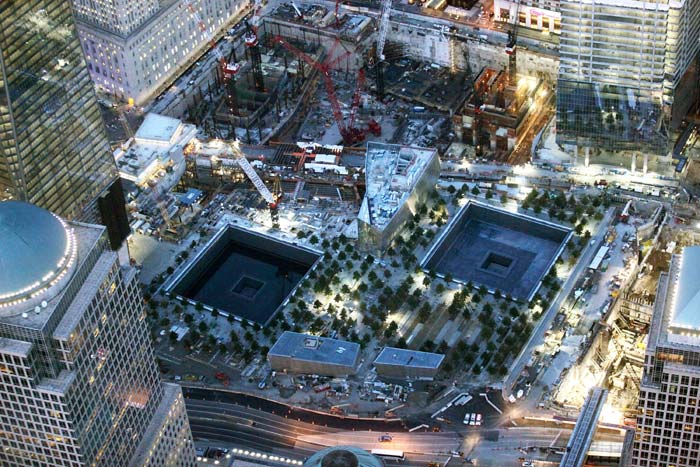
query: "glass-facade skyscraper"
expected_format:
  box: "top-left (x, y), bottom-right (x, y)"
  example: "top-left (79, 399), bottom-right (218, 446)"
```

top-left (0, 201), bottom-right (196, 466)
top-left (633, 247), bottom-right (700, 467)
top-left (556, 0), bottom-right (700, 161)
top-left (556, 0), bottom-right (670, 156)
top-left (0, 1), bottom-right (129, 248)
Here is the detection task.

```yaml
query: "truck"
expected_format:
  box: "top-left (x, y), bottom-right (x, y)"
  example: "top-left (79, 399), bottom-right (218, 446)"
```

top-left (215, 372), bottom-right (230, 386)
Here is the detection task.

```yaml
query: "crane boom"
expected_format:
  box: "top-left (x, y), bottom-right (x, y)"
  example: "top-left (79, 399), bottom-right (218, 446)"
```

top-left (228, 141), bottom-right (276, 205)
top-left (274, 36), bottom-right (363, 144)
top-left (376, 0), bottom-right (392, 61)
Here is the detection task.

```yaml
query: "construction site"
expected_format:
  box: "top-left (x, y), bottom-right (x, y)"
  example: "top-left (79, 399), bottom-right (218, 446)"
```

top-left (527, 199), bottom-right (672, 425)
top-left (136, 0), bottom-right (557, 155)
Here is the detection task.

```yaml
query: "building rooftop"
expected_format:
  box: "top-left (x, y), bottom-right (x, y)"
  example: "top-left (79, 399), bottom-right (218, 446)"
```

top-left (0, 220), bottom-right (104, 329)
top-left (0, 202), bottom-right (76, 310)
top-left (359, 142), bottom-right (438, 230)
top-left (135, 113), bottom-right (183, 144)
top-left (303, 446), bottom-right (382, 467)
top-left (178, 188), bottom-right (204, 206)
top-left (374, 347), bottom-right (445, 369)
top-left (668, 246), bottom-right (700, 332)
top-left (115, 114), bottom-right (197, 186)
top-left (646, 247), bottom-right (700, 353)
top-left (0, 337), bottom-right (33, 358)
top-left (269, 331), bottom-right (360, 368)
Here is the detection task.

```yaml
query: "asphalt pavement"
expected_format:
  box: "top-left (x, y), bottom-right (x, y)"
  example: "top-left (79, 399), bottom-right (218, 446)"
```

top-left (185, 388), bottom-right (460, 467)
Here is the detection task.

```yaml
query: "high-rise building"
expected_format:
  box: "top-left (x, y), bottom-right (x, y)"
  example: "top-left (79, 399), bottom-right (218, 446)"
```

top-left (556, 0), bottom-right (700, 164)
top-left (632, 246), bottom-right (700, 467)
top-left (0, 1), bottom-right (130, 249)
top-left (0, 201), bottom-right (195, 466)
top-left (70, 0), bottom-right (248, 104)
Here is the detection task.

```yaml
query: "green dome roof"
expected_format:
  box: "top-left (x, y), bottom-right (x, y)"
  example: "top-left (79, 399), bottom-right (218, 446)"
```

top-left (0, 201), bottom-right (72, 305)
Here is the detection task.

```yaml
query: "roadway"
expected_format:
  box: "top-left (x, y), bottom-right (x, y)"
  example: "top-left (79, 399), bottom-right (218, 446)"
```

top-left (184, 388), bottom-right (459, 466)
top-left (502, 206), bottom-right (617, 399)
top-left (184, 387), bottom-right (628, 466)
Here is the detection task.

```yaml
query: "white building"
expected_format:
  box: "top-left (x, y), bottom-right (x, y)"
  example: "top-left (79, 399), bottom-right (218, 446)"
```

top-left (114, 113), bottom-right (198, 190)
top-left (71, 0), bottom-right (248, 104)
top-left (633, 247), bottom-right (700, 466)
top-left (494, 0), bottom-right (561, 34)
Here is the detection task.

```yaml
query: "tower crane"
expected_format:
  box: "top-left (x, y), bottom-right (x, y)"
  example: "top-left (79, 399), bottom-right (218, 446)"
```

top-left (334, 0), bottom-right (343, 28)
top-left (375, 0), bottom-right (393, 99)
top-left (182, 0), bottom-right (240, 113)
top-left (274, 36), bottom-right (366, 145)
top-left (244, 20), bottom-right (265, 92)
top-left (505, 0), bottom-right (522, 82)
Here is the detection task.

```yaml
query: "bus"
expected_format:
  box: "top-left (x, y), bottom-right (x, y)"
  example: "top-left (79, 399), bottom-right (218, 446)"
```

top-left (370, 449), bottom-right (405, 461)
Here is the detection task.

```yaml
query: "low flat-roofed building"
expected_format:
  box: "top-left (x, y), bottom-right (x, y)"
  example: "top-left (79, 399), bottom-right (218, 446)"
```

top-left (268, 332), bottom-right (360, 376)
top-left (374, 347), bottom-right (445, 380)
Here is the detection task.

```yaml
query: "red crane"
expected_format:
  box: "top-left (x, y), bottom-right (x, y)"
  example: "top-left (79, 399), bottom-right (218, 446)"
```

top-left (182, 0), bottom-right (240, 110)
top-left (334, 0), bottom-right (342, 28)
top-left (273, 36), bottom-right (365, 145)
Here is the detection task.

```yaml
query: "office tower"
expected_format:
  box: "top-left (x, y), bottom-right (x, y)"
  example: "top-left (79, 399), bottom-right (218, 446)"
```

top-left (0, 201), bottom-right (195, 466)
top-left (556, 0), bottom-right (700, 166)
top-left (0, 2), bottom-right (129, 249)
top-left (632, 246), bottom-right (700, 467)
top-left (70, 0), bottom-right (247, 104)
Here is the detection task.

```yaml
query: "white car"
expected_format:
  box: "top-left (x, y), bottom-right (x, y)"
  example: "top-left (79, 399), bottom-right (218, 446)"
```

top-left (469, 413), bottom-right (476, 426)
top-left (463, 413), bottom-right (472, 425)
top-left (475, 413), bottom-right (482, 426)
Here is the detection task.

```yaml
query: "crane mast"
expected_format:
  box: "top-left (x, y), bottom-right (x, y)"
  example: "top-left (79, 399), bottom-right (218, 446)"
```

top-left (505, 0), bottom-right (522, 82)
top-left (182, 0), bottom-right (240, 115)
top-left (375, 0), bottom-right (392, 99)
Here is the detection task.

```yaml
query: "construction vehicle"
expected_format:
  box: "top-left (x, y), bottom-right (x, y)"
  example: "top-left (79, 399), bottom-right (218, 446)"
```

top-left (505, 0), bottom-right (522, 82)
top-left (367, 119), bottom-right (382, 136)
top-left (374, 0), bottom-right (393, 99)
top-left (274, 36), bottom-right (366, 145)
top-left (215, 372), bottom-right (230, 386)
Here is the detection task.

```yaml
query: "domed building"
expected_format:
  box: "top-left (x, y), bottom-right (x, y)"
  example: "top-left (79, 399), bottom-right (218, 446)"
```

top-left (0, 201), bottom-right (195, 466)
top-left (303, 446), bottom-right (385, 467)
top-left (0, 201), bottom-right (77, 312)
